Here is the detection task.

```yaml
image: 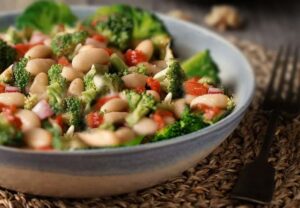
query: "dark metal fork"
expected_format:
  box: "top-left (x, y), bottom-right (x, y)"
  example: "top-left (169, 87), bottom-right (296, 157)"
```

top-left (231, 46), bottom-right (299, 204)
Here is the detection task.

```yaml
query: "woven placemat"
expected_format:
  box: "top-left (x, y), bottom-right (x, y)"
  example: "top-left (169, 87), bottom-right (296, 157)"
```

top-left (0, 38), bottom-right (299, 208)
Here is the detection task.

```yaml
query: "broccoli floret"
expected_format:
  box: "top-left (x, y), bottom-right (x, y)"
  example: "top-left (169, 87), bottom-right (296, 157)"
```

top-left (24, 93), bottom-right (39, 110)
top-left (13, 57), bottom-right (30, 92)
top-left (126, 93), bottom-right (156, 126)
top-left (48, 64), bottom-right (67, 86)
top-left (51, 31), bottom-right (88, 59)
top-left (135, 63), bottom-right (147, 75)
top-left (80, 67), bottom-right (101, 112)
top-left (96, 14), bottom-right (133, 51)
top-left (47, 83), bottom-right (65, 113)
top-left (181, 50), bottom-right (220, 84)
top-left (121, 135), bottom-right (144, 146)
top-left (153, 59), bottom-right (185, 99)
top-left (109, 53), bottom-right (128, 75)
top-left (5, 27), bottom-right (23, 44)
top-left (179, 111), bottom-right (207, 134)
top-left (83, 67), bottom-right (98, 90)
top-left (63, 96), bottom-right (82, 128)
top-left (153, 122), bottom-right (182, 142)
top-left (16, 0), bottom-right (77, 34)
top-left (122, 90), bottom-right (142, 111)
top-left (80, 89), bottom-right (98, 112)
top-left (0, 115), bottom-right (23, 146)
top-left (43, 120), bottom-right (62, 150)
top-left (0, 39), bottom-right (17, 72)
top-left (153, 109), bottom-right (207, 142)
top-left (47, 64), bottom-right (67, 113)
top-left (82, 70), bottom-right (124, 112)
top-left (100, 73), bottom-right (124, 95)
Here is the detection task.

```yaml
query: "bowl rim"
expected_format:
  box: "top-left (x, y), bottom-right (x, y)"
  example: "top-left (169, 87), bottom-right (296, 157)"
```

top-left (0, 5), bottom-right (255, 156)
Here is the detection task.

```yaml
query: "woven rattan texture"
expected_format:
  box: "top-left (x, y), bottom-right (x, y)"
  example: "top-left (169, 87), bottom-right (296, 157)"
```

top-left (0, 38), bottom-right (299, 208)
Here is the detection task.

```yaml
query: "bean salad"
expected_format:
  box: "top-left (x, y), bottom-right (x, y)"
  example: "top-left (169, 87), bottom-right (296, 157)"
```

top-left (0, 1), bottom-right (234, 150)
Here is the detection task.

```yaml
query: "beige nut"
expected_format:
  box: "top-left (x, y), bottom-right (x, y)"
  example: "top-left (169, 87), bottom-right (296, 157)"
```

top-left (103, 112), bottom-right (128, 124)
top-left (135, 39), bottom-right (154, 60)
top-left (115, 127), bottom-right (136, 143)
top-left (68, 78), bottom-right (84, 96)
top-left (173, 98), bottom-right (186, 118)
top-left (26, 59), bottom-right (56, 75)
top-left (0, 92), bottom-right (25, 107)
top-left (77, 130), bottom-right (120, 147)
top-left (190, 94), bottom-right (229, 109)
top-left (72, 48), bottom-right (109, 73)
top-left (25, 45), bottom-right (52, 59)
top-left (30, 72), bottom-right (48, 97)
top-left (100, 98), bottom-right (128, 113)
top-left (146, 90), bottom-right (160, 102)
top-left (133, 118), bottom-right (158, 136)
top-left (122, 73), bottom-right (148, 89)
top-left (15, 109), bottom-right (41, 131)
top-left (24, 128), bottom-right (52, 149)
top-left (61, 66), bottom-right (83, 81)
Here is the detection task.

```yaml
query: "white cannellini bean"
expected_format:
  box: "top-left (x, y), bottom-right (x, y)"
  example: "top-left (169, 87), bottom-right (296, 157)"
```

top-left (185, 94), bottom-right (196, 104)
top-left (26, 59), bottom-right (56, 75)
top-left (133, 118), bottom-right (158, 136)
top-left (135, 39), bottom-right (154, 60)
top-left (173, 98), bottom-right (187, 118)
top-left (72, 48), bottom-right (109, 73)
top-left (100, 98), bottom-right (128, 113)
top-left (103, 112), bottom-right (128, 124)
top-left (24, 128), bottom-right (52, 149)
top-left (68, 78), bottom-right (84, 96)
top-left (85, 38), bottom-right (106, 48)
top-left (190, 94), bottom-right (229, 109)
top-left (77, 130), bottom-right (120, 147)
top-left (30, 72), bottom-right (48, 96)
top-left (25, 45), bottom-right (52, 59)
top-left (122, 73), bottom-right (147, 89)
top-left (146, 90), bottom-right (160, 101)
top-left (115, 127), bottom-right (136, 143)
top-left (78, 44), bottom-right (95, 53)
top-left (15, 109), bottom-right (41, 131)
top-left (0, 92), bottom-right (25, 107)
top-left (61, 66), bottom-right (83, 81)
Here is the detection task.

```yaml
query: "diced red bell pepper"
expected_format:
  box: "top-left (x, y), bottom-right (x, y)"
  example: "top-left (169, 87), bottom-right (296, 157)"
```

top-left (146, 77), bottom-right (161, 93)
top-left (92, 34), bottom-right (107, 42)
top-left (134, 86), bottom-right (146, 93)
top-left (184, 78), bottom-right (208, 96)
top-left (58, 56), bottom-right (70, 66)
top-left (86, 112), bottom-right (104, 128)
top-left (125, 49), bottom-right (148, 66)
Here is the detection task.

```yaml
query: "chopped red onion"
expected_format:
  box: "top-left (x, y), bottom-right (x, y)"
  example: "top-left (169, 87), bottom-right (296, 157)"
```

top-left (32, 100), bottom-right (54, 120)
top-left (208, 87), bottom-right (224, 94)
top-left (5, 86), bottom-right (20, 93)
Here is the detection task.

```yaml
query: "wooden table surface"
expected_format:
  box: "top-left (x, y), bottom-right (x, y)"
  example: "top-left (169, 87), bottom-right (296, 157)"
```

top-left (1, 0), bottom-right (300, 50)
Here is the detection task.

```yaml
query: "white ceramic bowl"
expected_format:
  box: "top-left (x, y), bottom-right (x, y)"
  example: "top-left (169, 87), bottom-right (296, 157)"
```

top-left (0, 6), bottom-right (255, 198)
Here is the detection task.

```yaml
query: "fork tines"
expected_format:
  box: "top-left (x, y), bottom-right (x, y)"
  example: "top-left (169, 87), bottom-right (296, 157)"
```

top-left (262, 46), bottom-right (299, 113)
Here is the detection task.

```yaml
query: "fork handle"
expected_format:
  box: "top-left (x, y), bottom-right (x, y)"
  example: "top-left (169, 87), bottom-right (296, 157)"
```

top-left (257, 110), bottom-right (279, 162)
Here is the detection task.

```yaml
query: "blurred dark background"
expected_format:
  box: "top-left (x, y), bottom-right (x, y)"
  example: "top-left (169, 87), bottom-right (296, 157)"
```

top-left (2, 0), bottom-right (300, 49)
